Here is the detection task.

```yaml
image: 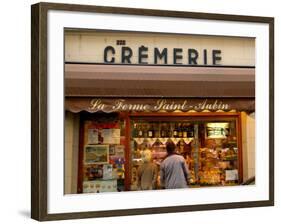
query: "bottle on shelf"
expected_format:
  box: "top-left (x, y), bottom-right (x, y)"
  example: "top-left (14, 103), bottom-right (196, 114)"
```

top-left (154, 123), bottom-right (160, 138)
top-left (137, 124), bottom-right (143, 137)
top-left (173, 123), bottom-right (178, 138)
top-left (178, 123), bottom-right (183, 138)
top-left (143, 124), bottom-right (148, 138)
top-left (188, 125), bottom-right (194, 137)
top-left (133, 124), bottom-right (138, 138)
top-left (182, 123), bottom-right (188, 138)
top-left (160, 123), bottom-right (167, 138)
top-left (147, 123), bottom-right (154, 138)
top-left (166, 123), bottom-right (172, 138)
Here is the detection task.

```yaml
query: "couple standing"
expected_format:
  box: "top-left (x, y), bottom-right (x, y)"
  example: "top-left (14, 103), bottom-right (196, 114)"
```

top-left (138, 142), bottom-right (189, 190)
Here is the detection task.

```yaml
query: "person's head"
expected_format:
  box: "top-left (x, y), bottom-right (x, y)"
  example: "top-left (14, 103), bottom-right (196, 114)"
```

top-left (166, 142), bottom-right (176, 155)
top-left (142, 149), bottom-right (152, 163)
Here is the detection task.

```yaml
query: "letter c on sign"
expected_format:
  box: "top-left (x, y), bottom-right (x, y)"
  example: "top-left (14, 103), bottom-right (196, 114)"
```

top-left (104, 46), bottom-right (115, 63)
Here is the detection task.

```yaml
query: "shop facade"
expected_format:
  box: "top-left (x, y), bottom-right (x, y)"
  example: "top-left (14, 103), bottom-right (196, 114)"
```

top-left (64, 30), bottom-right (255, 194)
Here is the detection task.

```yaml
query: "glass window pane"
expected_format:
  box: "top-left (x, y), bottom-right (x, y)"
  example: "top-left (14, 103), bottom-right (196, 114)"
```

top-left (130, 117), bottom-right (239, 190)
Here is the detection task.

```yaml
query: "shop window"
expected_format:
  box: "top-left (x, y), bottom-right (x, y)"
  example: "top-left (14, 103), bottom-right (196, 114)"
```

top-left (80, 113), bottom-right (126, 193)
top-left (78, 113), bottom-right (241, 193)
top-left (130, 118), bottom-right (239, 190)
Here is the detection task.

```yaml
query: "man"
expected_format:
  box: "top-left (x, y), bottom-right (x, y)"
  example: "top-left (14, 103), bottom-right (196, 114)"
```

top-left (160, 142), bottom-right (189, 189)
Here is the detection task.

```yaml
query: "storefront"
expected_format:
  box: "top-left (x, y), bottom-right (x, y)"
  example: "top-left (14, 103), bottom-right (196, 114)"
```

top-left (64, 30), bottom-right (255, 194)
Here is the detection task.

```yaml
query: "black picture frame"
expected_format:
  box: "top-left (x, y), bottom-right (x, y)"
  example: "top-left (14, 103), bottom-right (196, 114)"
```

top-left (31, 2), bottom-right (274, 221)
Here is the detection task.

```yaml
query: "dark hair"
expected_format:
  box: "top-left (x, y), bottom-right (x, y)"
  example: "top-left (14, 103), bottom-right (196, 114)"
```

top-left (166, 142), bottom-right (176, 154)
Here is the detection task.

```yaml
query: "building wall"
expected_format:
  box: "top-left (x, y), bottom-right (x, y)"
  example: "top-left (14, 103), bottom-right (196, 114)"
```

top-left (65, 31), bottom-right (255, 66)
top-left (64, 111), bottom-right (80, 194)
top-left (241, 112), bottom-right (255, 182)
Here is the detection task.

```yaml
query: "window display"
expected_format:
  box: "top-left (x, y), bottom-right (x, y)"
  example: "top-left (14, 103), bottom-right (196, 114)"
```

top-left (130, 117), bottom-right (240, 190)
top-left (78, 113), bottom-right (241, 193)
top-left (80, 113), bottom-right (126, 193)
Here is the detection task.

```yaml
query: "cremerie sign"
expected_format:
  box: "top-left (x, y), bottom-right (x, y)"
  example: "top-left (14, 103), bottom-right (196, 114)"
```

top-left (103, 45), bottom-right (222, 65)
top-left (65, 31), bottom-right (255, 67)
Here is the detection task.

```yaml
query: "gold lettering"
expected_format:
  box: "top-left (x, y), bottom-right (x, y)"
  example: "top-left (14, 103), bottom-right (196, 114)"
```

top-left (220, 102), bottom-right (229, 110)
top-left (89, 98), bottom-right (229, 112)
top-left (89, 99), bottom-right (105, 111)
top-left (181, 100), bottom-right (188, 110)
top-left (194, 99), bottom-right (229, 111)
top-left (153, 99), bottom-right (166, 111)
top-left (112, 99), bottom-right (150, 111)
top-left (127, 104), bottom-right (150, 111)
top-left (154, 99), bottom-right (187, 111)
top-left (112, 99), bottom-right (126, 110)
top-left (194, 99), bottom-right (207, 110)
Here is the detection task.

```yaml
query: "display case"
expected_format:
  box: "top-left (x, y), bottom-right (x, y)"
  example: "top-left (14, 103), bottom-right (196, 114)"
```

top-left (129, 115), bottom-right (241, 189)
top-left (196, 120), bottom-right (239, 186)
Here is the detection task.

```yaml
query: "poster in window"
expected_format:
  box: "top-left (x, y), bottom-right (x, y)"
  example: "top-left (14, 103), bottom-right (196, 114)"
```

top-left (101, 129), bottom-right (120, 144)
top-left (84, 145), bottom-right (109, 164)
top-left (87, 129), bottom-right (99, 144)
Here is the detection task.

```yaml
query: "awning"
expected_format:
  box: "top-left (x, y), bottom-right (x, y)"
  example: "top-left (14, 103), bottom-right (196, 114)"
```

top-left (65, 64), bottom-right (255, 98)
top-left (65, 97), bottom-right (255, 113)
top-left (65, 64), bottom-right (255, 113)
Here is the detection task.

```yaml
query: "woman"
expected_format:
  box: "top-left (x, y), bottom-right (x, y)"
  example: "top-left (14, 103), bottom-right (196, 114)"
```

top-left (137, 149), bottom-right (158, 190)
